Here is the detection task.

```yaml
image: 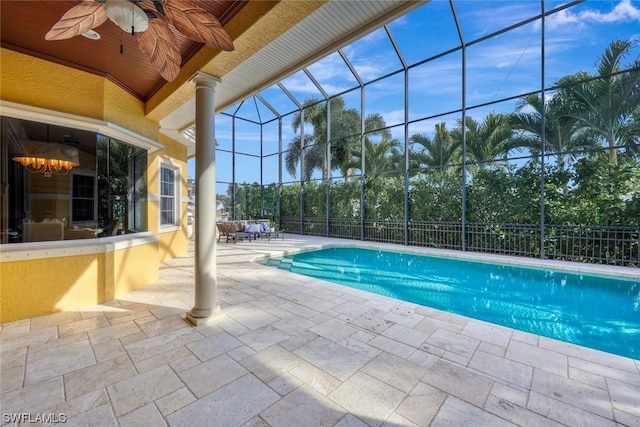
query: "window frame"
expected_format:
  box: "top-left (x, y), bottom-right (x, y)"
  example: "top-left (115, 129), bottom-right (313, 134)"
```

top-left (70, 170), bottom-right (98, 227)
top-left (159, 158), bottom-right (181, 231)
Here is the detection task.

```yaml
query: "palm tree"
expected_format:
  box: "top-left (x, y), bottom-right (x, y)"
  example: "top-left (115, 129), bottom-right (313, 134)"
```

top-left (344, 135), bottom-right (403, 176)
top-left (451, 113), bottom-right (514, 172)
top-left (510, 93), bottom-right (597, 169)
top-left (409, 121), bottom-right (461, 173)
top-left (284, 97), bottom-right (387, 181)
top-left (558, 40), bottom-right (640, 166)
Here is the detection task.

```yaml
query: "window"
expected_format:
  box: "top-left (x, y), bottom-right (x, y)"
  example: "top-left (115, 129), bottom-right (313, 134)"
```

top-left (72, 174), bottom-right (96, 223)
top-left (160, 162), bottom-right (180, 227)
top-left (1, 117), bottom-right (148, 243)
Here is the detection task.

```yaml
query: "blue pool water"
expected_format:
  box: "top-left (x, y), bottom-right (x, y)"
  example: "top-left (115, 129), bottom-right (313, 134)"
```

top-left (257, 247), bottom-right (640, 360)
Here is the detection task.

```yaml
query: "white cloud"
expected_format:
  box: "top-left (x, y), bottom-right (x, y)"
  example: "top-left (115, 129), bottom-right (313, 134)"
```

top-left (546, 0), bottom-right (640, 30)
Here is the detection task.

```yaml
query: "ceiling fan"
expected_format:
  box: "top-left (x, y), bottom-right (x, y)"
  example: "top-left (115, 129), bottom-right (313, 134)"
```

top-left (45, 0), bottom-right (234, 82)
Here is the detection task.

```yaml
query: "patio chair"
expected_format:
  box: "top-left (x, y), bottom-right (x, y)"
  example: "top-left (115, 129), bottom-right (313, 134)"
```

top-left (216, 222), bottom-right (252, 243)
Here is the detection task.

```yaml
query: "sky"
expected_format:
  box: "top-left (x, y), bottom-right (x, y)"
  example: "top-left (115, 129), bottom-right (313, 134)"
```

top-left (188, 0), bottom-right (640, 187)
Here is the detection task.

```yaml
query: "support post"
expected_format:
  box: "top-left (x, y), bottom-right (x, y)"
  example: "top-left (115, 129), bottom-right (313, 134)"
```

top-left (187, 72), bottom-right (222, 326)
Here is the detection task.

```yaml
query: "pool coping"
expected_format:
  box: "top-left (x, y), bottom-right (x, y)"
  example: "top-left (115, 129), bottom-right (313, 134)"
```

top-left (251, 239), bottom-right (640, 280)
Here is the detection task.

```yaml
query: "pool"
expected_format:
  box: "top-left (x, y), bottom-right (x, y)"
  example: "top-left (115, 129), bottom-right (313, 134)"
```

top-left (257, 246), bottom-right (640, 360)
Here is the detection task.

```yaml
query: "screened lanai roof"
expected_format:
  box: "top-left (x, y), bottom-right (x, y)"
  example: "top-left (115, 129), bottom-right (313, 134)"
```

top-left (161, 0), bottom-right (423, 154)
top-left (175, 0), bottom-right (639, 172)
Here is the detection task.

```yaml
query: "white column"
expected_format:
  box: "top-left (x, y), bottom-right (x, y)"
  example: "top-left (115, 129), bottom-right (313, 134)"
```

top-left (187, 72), bottom-right (221, 326)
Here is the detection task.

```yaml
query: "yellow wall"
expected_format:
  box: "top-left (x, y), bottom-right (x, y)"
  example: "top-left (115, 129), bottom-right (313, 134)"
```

top-left (148, 134), bottom-right (189, 262)
top-left (1, 48), bottom-right (188, 322)
top-left (0, 241), bottom-right (159, 323)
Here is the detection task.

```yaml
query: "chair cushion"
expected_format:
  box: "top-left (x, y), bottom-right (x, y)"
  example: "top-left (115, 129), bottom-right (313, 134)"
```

top-left (244, 224), bottom-right (261, 233)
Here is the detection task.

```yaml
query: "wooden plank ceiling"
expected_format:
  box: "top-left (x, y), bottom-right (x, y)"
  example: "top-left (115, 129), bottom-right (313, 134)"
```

top-left (0, 0), bottom-right (247, 101)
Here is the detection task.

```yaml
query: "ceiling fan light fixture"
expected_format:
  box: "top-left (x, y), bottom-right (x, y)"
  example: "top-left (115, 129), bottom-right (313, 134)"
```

top-left (82, 29), bottom-right (101, 40)
top-left (105, 0), bottom-right (149, 34)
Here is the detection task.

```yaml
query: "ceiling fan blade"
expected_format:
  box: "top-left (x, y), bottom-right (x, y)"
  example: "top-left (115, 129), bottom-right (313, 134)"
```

top-left (162, 0), bottom-right (234, 51)
top-left (45, 0), bottom-right (108, 41)
top-left (135, 18), bottom-right (182, 82)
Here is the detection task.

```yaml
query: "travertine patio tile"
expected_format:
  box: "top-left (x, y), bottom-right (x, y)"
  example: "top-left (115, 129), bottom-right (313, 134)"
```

top-left (226, 306), bottom-right (281, 330)
top-left (137, 315), bottom-right (191, 337)
top-left (117, 403), bottom-right (166, 427)
top-left (382, 308), bottom-right (424, 328)
top-left (169, 353), bottom-right (201, 373)
top-left (65, 404), bottom-right (118, 427)
top-left (260, 385), bottom-right (346, 427)
top-left (237, 324), bottom-right (290, 352)
top-left (431, 396), bottom-right (515, 426)
top-left (568, 366), bottom-right (607, 389)
top-left (540, 337), bottom-right (637, 374)
top-left (267, 372), bottom-right (302, 395)
top-left (395, 381), bottom-right (446, 426)
top-left (227, 344), bottom-right (257, 361)
top-left (569, 356), bottom-right (640, 387)
top-left (64, 355), bottom-right (136, 399)
top-left (155, 387), bottom-right (196, 416)
top-left (331, 300), bottom-right (374, 319)
top-left (484, 393), bottom-right (563, 426)
top-left (407, 349), bottom-right (439, 369)
top-left (490, 382), bottom-right (529, 408)
top-left (107, 365), bottom-right (183, 416)
top-left (382, 323), bottom-right (430, 348)
top-left (278, 301), bottom-right (321, 319)
top-left (216, 315), bottom-right (252, 336)
top-left (178, 353), bottom-right (248, 397)
top-left (123, 325), bottom-right (203, 362)
top-left (385, 412), bottom-right (419, 427)
top-left (606, 378), bottom-right (640, 420)
top-left (294, 337), bottom-right (371, 381)
top-left (505, 340), bottom-right (568, 377)
top-left (286, 292), bottom-right (337, 312)
top-left (527, 391), bottom-right (616, 426)
top-left (238, 344), bottom-right (303, 383)
top-left (28, 330), bottom-right (86, 353)
top-left (511, 329), bottom-right (539, 346)
top-left (40, 389), bottom-right (107, 423)
top-left (1, 377), bottom-right (65, 414)
top-left (133, 346), bottom-right (193, 373)
top-left (0, 346), bottom-right (26, 371)
top-left (87, 320), bottom-right (142, 345)
top-left (0, 326), bottom-right (57, 352)
top-left (0, 318), bottom-right (30, 336)
top-left (349, 311), bottom-right (394, 334)
top-left (166, 374), bottom-right (279, 427)
top-left (425, 328), bottom-right (480, 358)
top-left (477, 340), bottom-right (507, 357)
top-left (334, 414), bottom-right (369, 426)
top-left (57, 315), bottom-right (110, 337)
top-left (530, 369), bottom-right (613, 419)
top-left (1, 364), bottom-right (24, 394)
top-left (328, 371), bottom-right (406, 427)
top-left (469, 350), bottom-right (533, 389)
top-left (186, 330), bottom-right (243, 362)
top-left (29, 310), bottom-right (82, 330)
top-left (338, 335), bottom-right (382, 360)
top-left (461, 320), bottom-right (513, 347)
top-left (25, 338), bottom-right (95, 385)
top-left (289, 360), bottom-right (342, 395)
top-left (150, 306), bottom-right (189, 319)
top-left (424, 359), bottom-right (493, 408)
top-left (271, 313), bottom-right (318, 335)
top-left (310, 318), bottom-right (359, 341)
top-left (362, 352), bottom-right (424, 393)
